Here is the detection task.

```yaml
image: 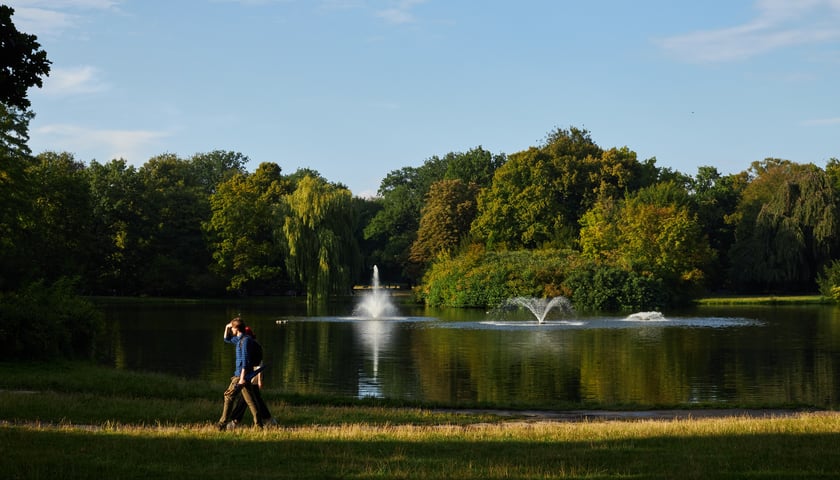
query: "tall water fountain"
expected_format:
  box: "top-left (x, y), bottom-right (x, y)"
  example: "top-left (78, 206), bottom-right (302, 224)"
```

top-left (502, 296), bottom-right (574, 324)
top-left (354, 265), bottom-right (397, 318)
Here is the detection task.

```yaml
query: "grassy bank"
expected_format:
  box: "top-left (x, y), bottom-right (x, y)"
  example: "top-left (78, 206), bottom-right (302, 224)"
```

top-left (696, 294), bottom-right (831, 305)
top-left (2, 363), bottom-right (839, 478)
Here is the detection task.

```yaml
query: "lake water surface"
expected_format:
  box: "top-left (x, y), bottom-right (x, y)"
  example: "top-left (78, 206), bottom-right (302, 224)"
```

top-left (97, 297), bottom-right (840, 409)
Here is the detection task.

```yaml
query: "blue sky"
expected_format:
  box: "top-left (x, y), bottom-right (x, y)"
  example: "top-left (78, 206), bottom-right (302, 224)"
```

top-left (8, 0), bottom-right (840, 197)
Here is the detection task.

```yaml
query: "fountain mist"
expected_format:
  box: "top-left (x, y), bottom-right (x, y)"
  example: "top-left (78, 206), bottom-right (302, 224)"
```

top-left (503, 296), bottom-right (574, 324)
top-left (354, 265), bottom-right (397, 318)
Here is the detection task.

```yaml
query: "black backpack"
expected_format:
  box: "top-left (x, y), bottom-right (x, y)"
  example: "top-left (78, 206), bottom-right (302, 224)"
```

top-left (248, 337), bottom-right (263, 367)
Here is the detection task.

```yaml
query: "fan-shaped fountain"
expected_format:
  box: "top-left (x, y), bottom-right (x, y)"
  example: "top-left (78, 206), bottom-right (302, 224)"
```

top-left (354, 265), bottom-right (397, 319)
top-left (502, 296), bottom-right (574, 324)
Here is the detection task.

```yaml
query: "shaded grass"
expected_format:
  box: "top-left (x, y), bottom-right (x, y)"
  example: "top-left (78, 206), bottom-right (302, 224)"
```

top-left (0, 362), bottom-right (498, 427)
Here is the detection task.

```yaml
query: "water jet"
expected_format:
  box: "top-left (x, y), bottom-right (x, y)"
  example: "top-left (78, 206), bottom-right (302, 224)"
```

top-left (354, 265), bottom-right (397, 319)
top-left (501, 296), bottom-right (574, 324)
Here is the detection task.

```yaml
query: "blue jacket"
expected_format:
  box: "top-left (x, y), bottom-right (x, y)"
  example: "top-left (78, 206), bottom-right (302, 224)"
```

top-left (224, 334), bottom-right (254, 377)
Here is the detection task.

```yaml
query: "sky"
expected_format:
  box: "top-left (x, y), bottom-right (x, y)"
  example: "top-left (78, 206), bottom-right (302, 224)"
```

top-left (7, 0), bottom-right (840, 197)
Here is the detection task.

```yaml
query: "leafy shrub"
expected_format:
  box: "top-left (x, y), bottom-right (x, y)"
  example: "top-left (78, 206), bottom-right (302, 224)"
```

top-left (817, 259), bottom-right (840, 301)
top-left (565, 262), bottom-right (668, 312)
top-left (0, 278), bottom-right (104, 360)
top-left (417, 246), bottom-right (573, 308)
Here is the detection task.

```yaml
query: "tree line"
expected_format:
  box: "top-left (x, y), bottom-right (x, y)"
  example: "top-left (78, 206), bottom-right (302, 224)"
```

top-left (5, 128), bottom-right (840, 307)
top-left (4, 5), bottom-right (840, 329)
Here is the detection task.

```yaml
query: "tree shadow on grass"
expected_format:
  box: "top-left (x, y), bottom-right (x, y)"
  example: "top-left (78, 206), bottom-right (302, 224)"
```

top-left (2, 426), bottom-right (839, 479)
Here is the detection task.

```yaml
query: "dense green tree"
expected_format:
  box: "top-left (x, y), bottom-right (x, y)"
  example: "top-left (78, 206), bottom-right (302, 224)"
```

top-left (366, 148), bottom-right (503, 284)
top-left (471, 146), bottom-right (556, 249)
top-left (189, 150), bottom-right (248, 194)
top-left (364, 180), bottom-right (420, 283)
top-left (471, 127), bottom-right (665, 250)
top-left (471, 127), bottom-right (604, 249)
top-left (579, 181), bottom-right (715, 302)
top-left (351, 196), bottom-right (384, 284)
top-left (205, 162), bottom-right (292, 294)
top-left (0, 105), bottom-right (35, 290)
top-left (0, 101), bottom-right (31, 157)
top-left (409, 179), bottom-right (480, 265)
top-left (441, 146), bottom-right (506, 187)
top-left (25, 152), bottom-right (97, 286)
top-left (728, 159), bottom-right (838, 292)
top-left (0, 7), bottom-right (50, 291)
top-left (85, 159), bottom-right (147, 294)
top-left (136, 154), bottom-right (221, 295)
top-left (282, 175), bottom-right (358, 302)
top-left (688, 166), bottom-right (747, 287)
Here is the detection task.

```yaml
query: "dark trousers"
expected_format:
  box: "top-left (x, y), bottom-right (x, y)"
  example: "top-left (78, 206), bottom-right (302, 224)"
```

top-left (218, 377), bottom-right (263, 427)
top-left (231, 383), bottom-right (272, 422)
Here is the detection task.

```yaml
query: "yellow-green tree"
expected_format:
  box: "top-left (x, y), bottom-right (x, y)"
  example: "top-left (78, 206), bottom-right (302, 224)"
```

top-left (471, 127), bottom-right (656, 249)
top-left (283, 175), bottom-right (358, 303)
top-left (579, 181), bottom-right (715, 293)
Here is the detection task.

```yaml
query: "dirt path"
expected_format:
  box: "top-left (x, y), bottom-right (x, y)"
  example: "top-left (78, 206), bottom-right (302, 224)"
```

top-left (437, 408), bottom-right (819, 422)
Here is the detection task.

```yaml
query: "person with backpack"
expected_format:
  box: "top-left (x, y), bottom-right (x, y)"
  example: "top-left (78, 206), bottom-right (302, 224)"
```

top-left (217, 317), bottom-right (263, 429)
top-left (226, 325), bottom-right (276, 429)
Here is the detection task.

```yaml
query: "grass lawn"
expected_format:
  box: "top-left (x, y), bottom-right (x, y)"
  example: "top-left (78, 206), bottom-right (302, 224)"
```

top-left (695, 294), bottom-right (831, 305)
top-left (2, 362), bottom-right (839, 479)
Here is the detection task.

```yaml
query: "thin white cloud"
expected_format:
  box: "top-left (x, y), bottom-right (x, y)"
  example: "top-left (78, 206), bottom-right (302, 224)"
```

top-left (802, 117), bottom-right (840, 126)
top-left (658, 0), bottom-right (840, 63)
top-left (33, 124), bottom-right (169, 163)
top-left (4, 0), bottom-right (121, 36)
top-left (211, 0), bottom-right (295, 5)
top-left (319, 0), bottom-right (366, 10)
top-left (40, 66), bottom-right (108, 96)
top-left (376, 0), bottom-right (427, 25)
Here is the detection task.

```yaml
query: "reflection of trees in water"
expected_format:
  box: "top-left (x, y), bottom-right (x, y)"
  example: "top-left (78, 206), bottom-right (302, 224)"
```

top-left (106, 303), bottom-right (840, 408)
top-left (409, 328), bottom-right (582, 405)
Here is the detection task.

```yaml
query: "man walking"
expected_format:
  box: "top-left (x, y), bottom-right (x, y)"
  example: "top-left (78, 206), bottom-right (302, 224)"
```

top-left (217, 317), bottom-right (263, 429)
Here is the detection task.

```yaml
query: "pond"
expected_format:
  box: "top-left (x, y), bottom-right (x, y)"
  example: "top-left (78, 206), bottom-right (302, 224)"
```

top-left (96, 295), bottom-right (840, 409)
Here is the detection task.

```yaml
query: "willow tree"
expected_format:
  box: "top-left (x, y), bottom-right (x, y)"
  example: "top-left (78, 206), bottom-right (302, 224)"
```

top-left (283, 175), bottom-right (358, 303)
top-left (728, 159), bottom-right (838, 292)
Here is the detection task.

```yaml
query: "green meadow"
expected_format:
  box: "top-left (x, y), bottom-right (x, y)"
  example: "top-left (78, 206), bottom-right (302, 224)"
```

top-left (2, 362), bottom-right (839, 479)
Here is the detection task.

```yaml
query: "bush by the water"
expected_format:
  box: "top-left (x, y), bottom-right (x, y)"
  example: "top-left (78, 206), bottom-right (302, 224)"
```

top-left (817, 259), bottom-right (840, 301)
top-left (565, 263), bottom-right (669, 312)
top-left (417, 247), bottom-right (697, 312)
top-left (0, 278), bottom-right (104, 360)
top-left (417, 247), bottom-right (574, 308)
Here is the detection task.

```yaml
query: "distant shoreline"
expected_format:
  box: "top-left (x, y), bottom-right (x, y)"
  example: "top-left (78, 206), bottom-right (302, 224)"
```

top-left (695, 295), bottom-right (830, 305)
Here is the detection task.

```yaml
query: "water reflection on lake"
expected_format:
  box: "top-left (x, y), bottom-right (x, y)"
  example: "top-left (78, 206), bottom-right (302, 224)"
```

top-left (97, 298), bottom-right (840, 409)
